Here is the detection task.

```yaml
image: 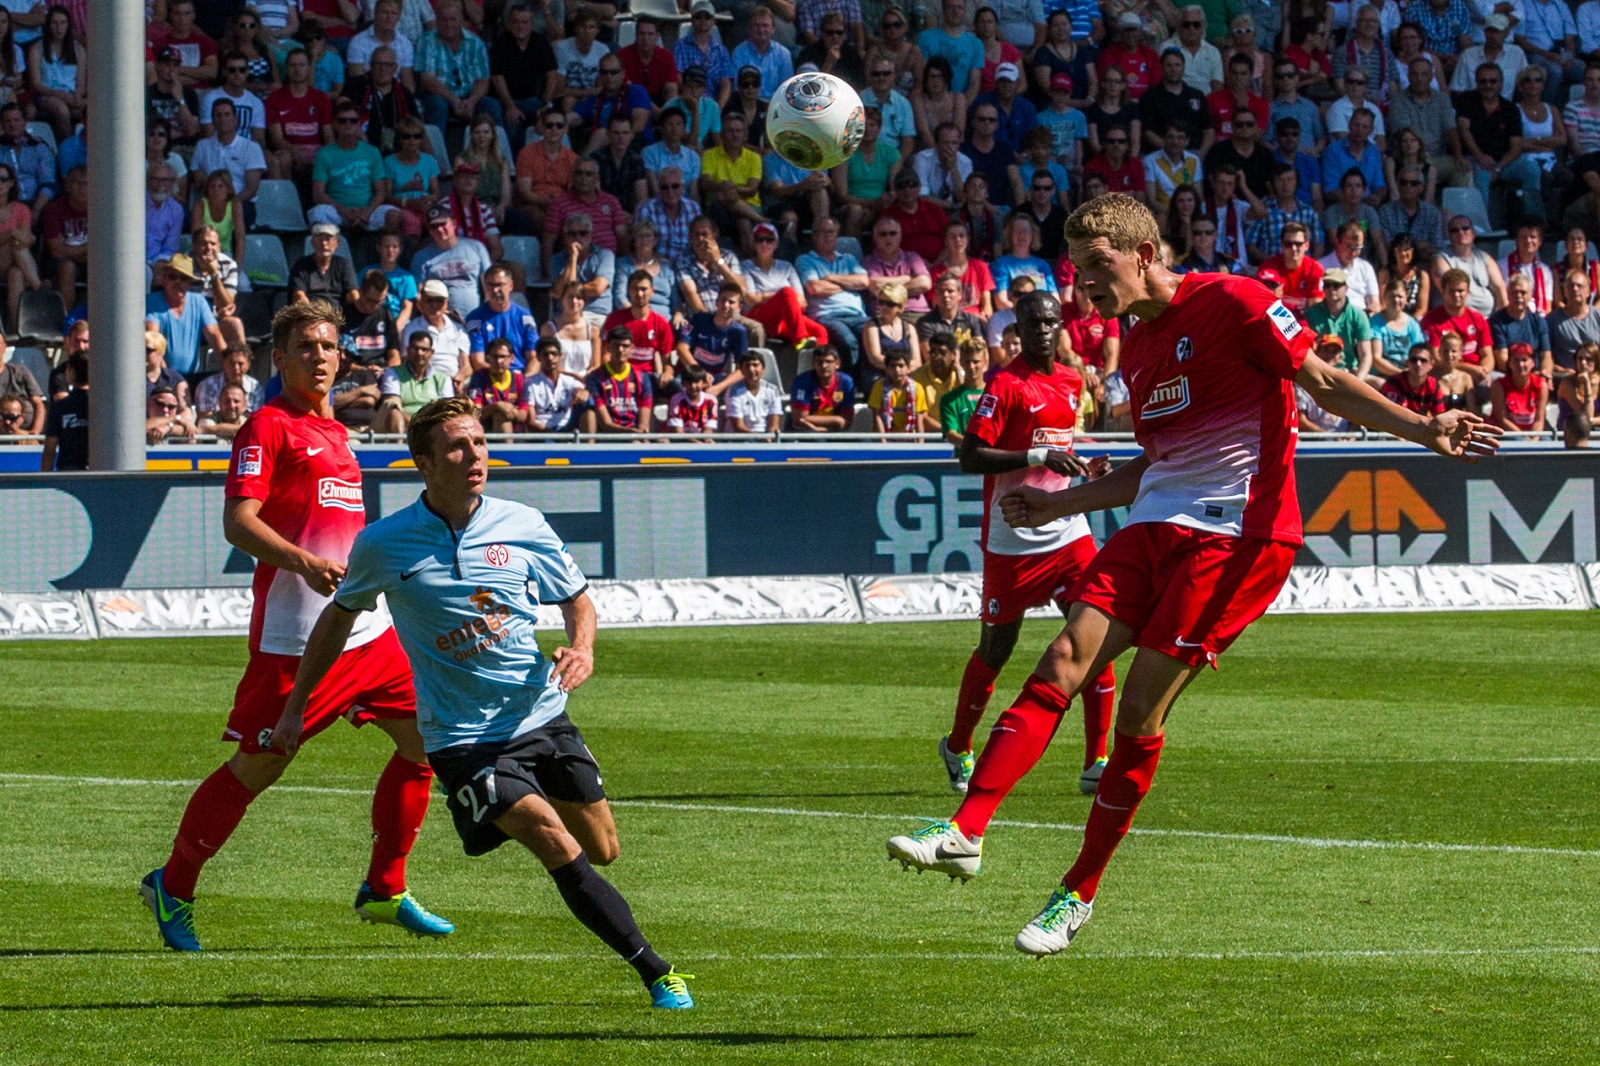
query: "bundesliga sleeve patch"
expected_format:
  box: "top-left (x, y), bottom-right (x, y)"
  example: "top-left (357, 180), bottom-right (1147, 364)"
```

top-left (1267, 301), bottom-right (1301, 340)
top-left (236, 445), bottom-right (262, 477)
top-left (974, 393), bottom-right (998, 419)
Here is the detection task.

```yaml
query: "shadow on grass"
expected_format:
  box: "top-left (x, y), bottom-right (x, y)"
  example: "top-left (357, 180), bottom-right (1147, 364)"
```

top-left (283, 1031), bottom-right (976, 1047)
top-left (6, 994), bottom-right (611, 1013)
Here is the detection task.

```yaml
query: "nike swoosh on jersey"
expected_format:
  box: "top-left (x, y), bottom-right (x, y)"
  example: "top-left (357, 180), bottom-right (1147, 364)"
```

top-left (1028, 402), bottom-right (1047, 412)
top-left (1174, 637), bottom-right (1206, 647)
top-left (307, 447), bottom-right (325, 456)
top-left (400, 564), bottom-right (429, 581)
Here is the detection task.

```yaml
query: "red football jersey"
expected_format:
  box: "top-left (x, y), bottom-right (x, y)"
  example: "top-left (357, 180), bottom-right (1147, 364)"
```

top-left (966, 359), bottom-right (1092, 556)
top-left (602, 307), bottom-right (675, 372)
top-left (1259, 254), bottom-right (1323, 314)
top-left (667, 392), bottom-right (717, 432)
top-left (1064, 305), bottom-right (1120, 369)
top-left (1420, 306), bottom-right (1492, 365)
top-left (1121, 272), bottom-right (1312, 545)
top-left (264, 86), bottom-right (333, 147)
top-left (225, 399), bottom-right (388, 655)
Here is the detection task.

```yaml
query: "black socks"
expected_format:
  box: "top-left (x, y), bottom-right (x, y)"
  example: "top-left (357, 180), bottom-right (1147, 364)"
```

top-left (549, 853), bottom-right (671, 986)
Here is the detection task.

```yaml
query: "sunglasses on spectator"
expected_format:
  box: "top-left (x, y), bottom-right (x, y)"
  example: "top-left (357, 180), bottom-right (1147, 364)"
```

top-left (1192, 227), bottom-right (1216, 235)
top-left (824, 27), bottom-right (845, 35)
top-left (336, 116), bottom-right (362, 124)
top-left (0, 176), bottom-right (14, 184)
top-left (1182, 19), bottom-right (1203, 27)
top-left (974, 114), bottom-right (997, 122)
top-left (0, 412), bottom-right (20, 423)
top-left (740, 77), bottom-right (760, 86)
top-left (1400, 178), bottom-right (1423, 187)
top-left (545, 120), bottom-right (565, 129)
top-left (872, 69), bottom-right (894, 77)
top-left (882, 18), bottom-right (904, 27)
top-left (754, 234), bottom-right (776, 242)
top-left (1281, 238), bottom-right (1306, 247)
top-left (153, 401), bottom-right (179, 412)
top-left (661, 181), bottom-right (682, 189)
top-left (1033, 183), bottom-right (1054, 191)
top-left (1451, 224), bottom-right (1473, 233)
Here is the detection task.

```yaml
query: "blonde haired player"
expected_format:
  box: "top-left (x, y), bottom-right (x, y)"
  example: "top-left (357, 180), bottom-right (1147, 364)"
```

top-left (886, 193), bottom-right (1500, 955)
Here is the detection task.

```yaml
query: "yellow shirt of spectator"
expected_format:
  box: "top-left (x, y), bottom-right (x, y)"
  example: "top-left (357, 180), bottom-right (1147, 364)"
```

top-left (911, 363), bottom-right (961, 411)
top-left (701, 146), bottom-right (765, 207)
top-left (868, 377), bottom-right (928, 432)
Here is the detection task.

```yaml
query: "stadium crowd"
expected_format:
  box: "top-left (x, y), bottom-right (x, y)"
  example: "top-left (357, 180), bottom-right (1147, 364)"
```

top-left (6, 0), bottom-right (1600, 467)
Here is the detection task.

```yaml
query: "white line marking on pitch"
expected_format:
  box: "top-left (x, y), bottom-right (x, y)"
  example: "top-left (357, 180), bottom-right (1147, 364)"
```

top-left (3, 772), bottom-right (1597, 859)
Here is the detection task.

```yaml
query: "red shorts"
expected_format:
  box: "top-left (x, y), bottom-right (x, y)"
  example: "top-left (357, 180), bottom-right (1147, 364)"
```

top-left (981, 535), bottom-right (1099, 625)
top-left (222, 628), bottom-right (416, 754)
top-left (1070, 522), bottom-right (1296, 668)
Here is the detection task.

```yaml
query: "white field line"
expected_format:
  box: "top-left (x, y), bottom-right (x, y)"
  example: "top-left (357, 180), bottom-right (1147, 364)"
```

top-left (3, 772), bottom-right (1599, 860)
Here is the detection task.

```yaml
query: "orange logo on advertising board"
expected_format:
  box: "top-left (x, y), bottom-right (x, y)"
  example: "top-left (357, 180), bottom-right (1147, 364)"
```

top-left (1303, 470), bottom-right (1446, 565)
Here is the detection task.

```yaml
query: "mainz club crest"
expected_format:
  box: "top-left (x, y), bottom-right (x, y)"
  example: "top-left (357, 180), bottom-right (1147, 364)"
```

top-left (484, 543), bottom-right (511, 567)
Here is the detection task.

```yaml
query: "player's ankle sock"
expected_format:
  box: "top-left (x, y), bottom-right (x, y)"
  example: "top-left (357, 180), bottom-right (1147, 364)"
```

top-left (1083, 662), bottom-right (1117, 768)
top-left (1063, 730), bottom-right (1165, 901)
top-left (367, 754), bottom-right (433, 899)
top-left (549, 854), bottom-right (671, 986)
top-left (163, 763), bottom-right (257, 900)
top-left (952, 673), bottom-right (1071, 837)
top-left (948, 652), bottom-right (1001, 753)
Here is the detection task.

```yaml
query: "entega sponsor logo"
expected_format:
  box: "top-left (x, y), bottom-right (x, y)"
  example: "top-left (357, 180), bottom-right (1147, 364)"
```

top-left (317, 477), bottom-right (364, 511)
top-left (1140, 375), bottom-right (1190, 418)
top-left (435, 586), bottom-right (516, 662)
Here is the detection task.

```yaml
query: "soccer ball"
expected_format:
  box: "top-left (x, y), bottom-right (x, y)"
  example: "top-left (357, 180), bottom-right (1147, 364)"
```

top-left (766, 72), bottom-right (866, 172)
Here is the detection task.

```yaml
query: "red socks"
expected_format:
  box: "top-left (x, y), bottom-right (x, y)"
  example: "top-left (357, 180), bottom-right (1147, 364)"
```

top-left (1063, 730), bottom-right (1165, 901)
top-left (947, 652), bottom-right (1001, 754)
top-left (163, 763), bottom-right (258, 900)
top-left (952, 673), bottom-right (1071, 838)
top-left (366, 754), bottom-right (434, 899)
top-left (1083, 662), bottom-right (1117, 769)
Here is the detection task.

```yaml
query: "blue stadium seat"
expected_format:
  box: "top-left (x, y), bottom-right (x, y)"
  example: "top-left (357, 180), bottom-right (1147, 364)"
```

top-left (10, 346), bottom-right (50, 393)
top-left (837, 236), bottom-right (863, 260)
top-left (752, 346), bottom-right (782, 391)
top-left (25, 121), bottom-right (55, 156)
top-left (501, 235), bottom-right (543, 283)
top-left (426, 125), bottom-right (450, 171)
top-left (17, 290), bottom-right (65, 347)
top-left (253, 180), bottom-right (309, 233)
top-left (1441, 187), bottom-right (1504, 240)
top-left (235, 289), bottom-right (281, 345)
top-left (243, 233), bottom-right (290, 288)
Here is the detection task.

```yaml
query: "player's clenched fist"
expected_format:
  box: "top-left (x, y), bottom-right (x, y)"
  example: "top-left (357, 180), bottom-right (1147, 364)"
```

top-left (299, 555), bottom-right (347, 595)
top-left (550, 644), bottom-right (595, 692)
top-left (999, 485), bottom-right (1064, 528)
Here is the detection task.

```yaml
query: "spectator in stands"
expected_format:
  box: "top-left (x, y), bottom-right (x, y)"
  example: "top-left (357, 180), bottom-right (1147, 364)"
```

top-left (348, 0), bottom-right (416, 89)
top-left (1325, 66), bottom-right (1386, 149)
top-left (1246, 163), bottom-right (1321, 263)
top-left (1557, 341), bottom-right (1599, 447)
top-left (863, 215), bottom-right (933, 319)
top-left (309, 100), bottom-right (397, 234)
top-left (291, 222), bottom-right (361, 317)
top-left (299, 1), bottom-right (358, 52)
top-left (1369, 277), bottom-right (1426, 377)
top-left (1141, 49), bottom-right (1210, 158)
top-left (45, 320), bottom-right (86, 401)
top-left (1201, 105), bottom-right (1273, 205)
top-left (1321, 107), bottom-right (1384, 205)
top-left (0, 173), bottom-right (33, 328)
top-left (1160, 6), bottom-right (1221, 95)
top-left (1255, 221), bottom-right (1323, 314)
top-left (143, 163), bottom-right (183, 267)
top-left (915, 0), bottom-right (981, 111)
top-left (1306, 269), bottom-right (1376, 375)
top-left (664, 64), bottom-right (720, 151)
top-left (763, 143), bottom-right (830, 246)
top-left (573, 54), bottom-right (650, 156)
top-left (1490, 272), bottom-right (1553, 373)
top-left (465, 266), bottom-right (538, 374)
top-left (1083, 119), bottom-right (1146, 199)
top-left (1432, 330), bottom-right (1478, 411)
top-left (1433, 215), bottom-right (1509, 315)
top-left (344, 269), bottom-right (402, 368)
top-left (991, 213), bottom-right (1057, 305)
top-left (733, 7), bottom-right (792, 103)
top-left (39, 352), bottom-right (86, 469)
top-left (40, 165), bottom-right (88, 309)
top-left (1564, 62), bottom-right (1600, 164)
top-left (515, 106), bottom-right (578, 240)
top-left (412, 205), bottom-right (492, 316)
top-left (1378, 163), bottom-right (1445, 257)
top-left (0, 337), bottom-right (41, 434)
top-left (1143, 121), bottom-right (1201, 217)
top-left (723, 348), bottom-right (783, 433)
top-left (658, 362), bottom-right (715, 436)
top-left (199, 381), bottom-right (252, 440)
top-left (642, 109), bottom-right (701, 200)
top-left (264, 48), bottom-right (333, 182)
top-left (415, 0), bottom-right (492, 132)
top-left (546, 156), bottom-right (627, 263)
top-left (544, 288), bottom-right (602, 377)
top-left (591, 112), bottom-right (649, 215)
top-left (917, 268), bottom-right (985, 347)
top-left (788, 344), bottom-right (855, 432)
top-left (676, 216), bottom-right (745, 318)
top-left (863, 278), bottom-right (923, 386)
top-left (674, 0), bottom-right (733, 108)
top-left (1516, 0), bottom-right (1584, 102)
top-left (1319, 220), bottom-right (1381, 312)
top-left (1422, 267), bottom-right (1496, 385)
top-left (798, 216), bottom-right (872, 372)
top-left (383, 116), bottom-right (443, 239)
top-left (553, 6), bottom-right (611, 114)
top-left (1388, 56), bottom-right (1469, 195)
top-left (448, 118), bottom-right (510, 232)
top-left (612, 220), bottom-right (677, 317)
top-left (932, 218), bottom-right (995, 317)
top-left (1013, 125), bottom-right (1072, 214)
top-left (604, 270), bottom-right (675, 378)
top-left (1491, 342), bottom-right (1549, 431)
top-left (347, 44), bottom-right (419, 156)
top-left (910, 328), bottom-right (960, 424)
top-left (936, 338), bottom-right (986, 445)
top-left (436, 161), bottom-right (505, 271)
top-left (1502, 221), bottom-right (1557, 316)
top-left (960, 97), bottom-right (1013, 211)
top-left (1266, 57), bottom-right (1321, 155)
top-left (1546, 269), bottom-right (1600, 377)
top-left (868, 348), bottom-right (926, 433)
top-left (1321, 169), bottom-right (1386, 267)
top-left (25, 5), bottom-right (78, 137)
top-left (549, 210), bottom-right (615, 324)
top-left (0, 392), bottom-right (29, 441)
top-left (958, 171), bottom-right (1004, 263)
top-left (192, 169), bottom-right (246, 270)
top-left (1454, 14), bottom-right (1525, 92)
top-left (154, 0), bottom-right (219, 88)
top-left (148, 48), bottom-right (202, 149)
top-left (401, 278), bottom-right (472, 386)
top-left (377, 328), bottom-right (456, 432)
top-left (798, 11), bottom-right (866, 87)
top-left (375, 231), bottom-right (417, 329)
top-left (675, 280), bottom-right (748, 396)
top-left (1380, 341), bottom-right (1447, 414)
top-left (617, 16), bottom-right (678, 110)
top-left (0, 102), bottom-right (54, 222)
top-left (146, 384), bottom-right (197, 444)
top-left (145, 256), bottom-right (222, 377)
top-left (583, 325), bottom-right (653, 434)
top-left (187, 226), bottom-right (248, 349)
top-left (912, 121), bottom-right (974, 211)
top-left (1457, 64), bottom-right (1544, 226)
top-left (1207, 50), bottom-right (1267, 146)
top-left (1381, 233), bottom-right (1431, 316)
top-left (488, 2), bottom-right (558, 148)
top-left (196, 345), bottom-right (264, 419)
top-left (878, 167), bottom-right (949, 264)
top-left (464, 336), bottom-right (526, 434)
top-left (522, 337), bottom-right (588, 432)
top-left (738, 221), bottom-right (830, 350)
top-left (699, 112), bottom-right (766, 250)
top-left (201, 50), bottom-right (268, 145)
top-left (1270, 117), bottom-right (1322, 213)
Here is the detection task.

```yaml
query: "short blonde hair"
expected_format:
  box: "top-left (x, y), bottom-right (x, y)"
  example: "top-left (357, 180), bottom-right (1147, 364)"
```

top-left (1064, 192), bottom-right (1161, 254)
top-left (144, 329), bottom-right (167, 359)
top-left (878, 281), bottom-right (908, 306)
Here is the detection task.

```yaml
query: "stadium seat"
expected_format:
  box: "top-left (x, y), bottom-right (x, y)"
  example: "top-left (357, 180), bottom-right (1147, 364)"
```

top-left (25, 121), bottom-right (55, 155)
top-left (9, 346), bottom-right (50, 392)
top-left (837, 236), bottom-right (863, 260)
top-left (243, 233), bottom-right (291, 288)
top-left (1571, 85), bottom-right (1585, 104)
top-left (752, 346), bottom-right (782, 391)
top-left (302, 233), bottom-right (354, 263)
top-left (848, 405), bottom-right (876, 432)
top-left (253, 179), bottom-right (309, 233)
top-left (16, 290), bottom-right (65, 347)
top-left (426, 124), bottom-right (450, 171)
top-left (510, 291), bottom-right (530, 311)
top-left (1494, 239), bottom-right (1517, 261)
top-left (496, 126), bottom-right (513, 169)
top-left (501, 235), bottom-right (543, 283)
top-left (178, 234), bottom-right (192, 254)
top-left (235, 289), bottom-right (280, 345)
top-left (1442, 187), bottom-right (1504, 239)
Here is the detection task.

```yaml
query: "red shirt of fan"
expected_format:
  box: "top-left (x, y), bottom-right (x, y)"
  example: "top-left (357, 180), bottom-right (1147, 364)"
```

top-left (1083, 153), bottom-right (1146, 195)
top-left (1258, 254), bottom-right (1324, 314)
top-left (1420, 305), bottom-right (1492, 365)
top-left (603, 307), bottom-right (675, 372)
top-left (225, 398), bottom-right (389, 656)
top-left (265, 85), bottom-right (334, 147)
top-left (1063, 304), bottom-right (1120, 369)
top-left (667, 392), bottom-right (718, 432)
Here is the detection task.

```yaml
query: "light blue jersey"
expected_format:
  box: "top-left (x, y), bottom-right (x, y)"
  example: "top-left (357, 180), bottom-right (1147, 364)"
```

top-left (335, 493), bottom-right (588, 753)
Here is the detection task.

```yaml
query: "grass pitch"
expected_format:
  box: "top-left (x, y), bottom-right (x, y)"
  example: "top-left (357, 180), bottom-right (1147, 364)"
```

top-left (1, 614), bottom-right (1598, 1065)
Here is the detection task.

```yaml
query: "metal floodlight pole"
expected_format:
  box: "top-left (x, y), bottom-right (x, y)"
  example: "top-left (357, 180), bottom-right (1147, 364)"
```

top-left (86, 0), bottom-right (148, 471)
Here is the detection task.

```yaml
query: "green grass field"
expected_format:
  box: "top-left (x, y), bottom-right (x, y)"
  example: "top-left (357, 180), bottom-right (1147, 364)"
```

top-left (2, 614), bottom-right (1598, 1064)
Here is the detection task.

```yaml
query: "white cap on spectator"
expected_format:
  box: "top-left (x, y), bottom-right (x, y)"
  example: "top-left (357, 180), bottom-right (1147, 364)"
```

top-left (420, 279), bottom-right (449, 299)
top-left (1117, 12), bottom-right (1142, 29)
top-left (995, 62), bottom-right (1020, 82)
top-left (310, 222), bottom-right (340, 237)
top-left (1486, 13), bottom-right (1510, 31)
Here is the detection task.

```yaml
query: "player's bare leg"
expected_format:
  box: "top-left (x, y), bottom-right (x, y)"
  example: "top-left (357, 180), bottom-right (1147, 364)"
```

top-left (890, 604), bottom-right (1132, 878)
top-left (354, 717), bottom-right (453, 937)
top-left (549, 796), bottom-right (621, 866)
top-left (1015, 646), bottom-right (1201, 956)
top-left (941, 619), bottom-right (1022, 793)
top-left (496, 794), bottom-right (691, 1007)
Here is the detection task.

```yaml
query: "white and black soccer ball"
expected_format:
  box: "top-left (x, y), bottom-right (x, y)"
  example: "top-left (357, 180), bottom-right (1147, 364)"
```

top-left (766, 72), bottom-right (866, 172)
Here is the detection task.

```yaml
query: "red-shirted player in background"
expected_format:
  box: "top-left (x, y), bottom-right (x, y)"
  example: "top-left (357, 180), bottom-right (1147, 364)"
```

top-left (888, 194), bottom-right (1500, 954)
top-left (929, 290), bottom-right (1118, 803)
top-left (142, 302), bottom-right (453, 952)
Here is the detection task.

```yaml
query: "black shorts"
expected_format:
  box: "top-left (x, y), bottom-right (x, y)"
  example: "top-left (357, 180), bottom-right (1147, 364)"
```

top-left (428, 714), bottom-right (607, 856)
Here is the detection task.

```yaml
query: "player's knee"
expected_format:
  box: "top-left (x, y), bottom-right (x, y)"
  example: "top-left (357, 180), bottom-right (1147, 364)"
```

top-left (588, 837), bottom-right (619, 866)
top-left (1113, 691), bottom-right (1166, 737)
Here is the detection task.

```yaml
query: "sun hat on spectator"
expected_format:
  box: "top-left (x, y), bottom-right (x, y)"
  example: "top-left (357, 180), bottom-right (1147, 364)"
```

top-left (1050, 72), bottom-right (1073, 91)
top-left (1322, 268), bottom-right (1348, 286)
top-left (420, 279), bottom-right (450, 300)
top-left (310, 222), bottom-right (341, 237)
top-left (1317, 334), bottom-right (1344, 352)
top-left (995, 63), bottom-right (1020, 82)
top-left (163, 254), bottom-right (199, 281)
top-left (1116, 12), bottom-right (1142, 29)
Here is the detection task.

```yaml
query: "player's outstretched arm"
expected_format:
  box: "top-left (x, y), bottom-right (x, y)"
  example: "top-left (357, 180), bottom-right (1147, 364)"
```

top-left (224, 497), bottom-right (347, 595)
top-left (549, 590), bottom-right (597, 693)
top-left (999, 452), bottom-right (1151, 529)
top-left (1295, 354), bottom-right (1503, 461)
top-left (268, 602), bottom-right (362, 756)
